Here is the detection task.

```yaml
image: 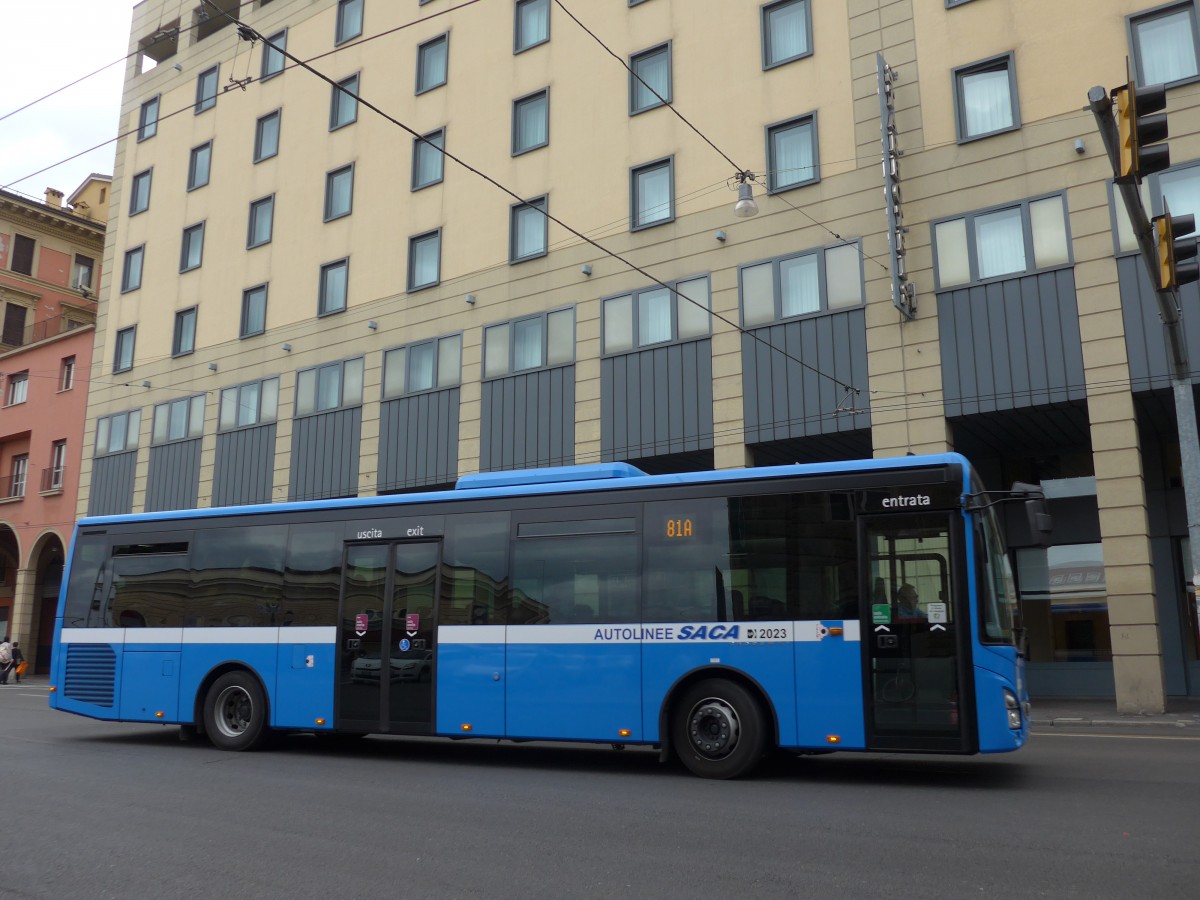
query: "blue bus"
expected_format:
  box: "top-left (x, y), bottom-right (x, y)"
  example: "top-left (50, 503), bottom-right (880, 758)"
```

top-left (50, 453), bottom-right (1039, 778)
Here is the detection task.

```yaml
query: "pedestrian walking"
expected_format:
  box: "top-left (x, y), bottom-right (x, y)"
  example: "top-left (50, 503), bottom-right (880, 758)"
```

top-left (11, 641), bottom-right (25, 684)
top-left (0, 635), bottom-right (11, 685)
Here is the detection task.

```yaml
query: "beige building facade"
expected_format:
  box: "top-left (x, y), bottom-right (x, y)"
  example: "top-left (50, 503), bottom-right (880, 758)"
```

top-left (84, 0), bottom-right (1200, 708)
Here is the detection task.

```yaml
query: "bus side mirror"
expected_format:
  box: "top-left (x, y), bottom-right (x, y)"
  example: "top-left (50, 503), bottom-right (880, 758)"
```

top-left (1012, 482), bottom-right (1052, 547)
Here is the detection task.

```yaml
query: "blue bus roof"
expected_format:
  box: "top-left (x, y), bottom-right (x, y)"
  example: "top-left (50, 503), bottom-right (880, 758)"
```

top-left (76, 452), bottom-right (973, 528)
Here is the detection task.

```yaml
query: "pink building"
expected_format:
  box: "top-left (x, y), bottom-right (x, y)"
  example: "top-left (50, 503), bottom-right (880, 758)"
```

top-left (0, 176), bottom-right (107, 672)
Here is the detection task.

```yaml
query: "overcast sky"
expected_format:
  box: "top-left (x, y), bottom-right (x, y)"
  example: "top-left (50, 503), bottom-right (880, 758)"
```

top-left (1, 1), bottom-right (133, 200)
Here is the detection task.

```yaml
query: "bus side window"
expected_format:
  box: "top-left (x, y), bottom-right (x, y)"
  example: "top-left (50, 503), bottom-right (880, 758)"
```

top-left (441, 513), bottom-right (510, 626)
top-left (511, 534), bottom-right (639, 625)
top-left (190, 525), bottom-right (287, 627)
top-left (109, 542), bottom-right (191, 629)
top-left (283, 523), bottom-right (343, 627)
top-left (63, 534), bottom-right (109, 627)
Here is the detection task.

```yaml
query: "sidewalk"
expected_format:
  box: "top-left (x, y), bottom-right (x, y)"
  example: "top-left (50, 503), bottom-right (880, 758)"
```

top-left (1029, 697), bottom-right (1200, 728)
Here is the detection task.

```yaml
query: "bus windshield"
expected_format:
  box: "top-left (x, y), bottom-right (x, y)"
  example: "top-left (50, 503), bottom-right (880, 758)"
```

top-left (976, 503), bottom-right (1017, 644)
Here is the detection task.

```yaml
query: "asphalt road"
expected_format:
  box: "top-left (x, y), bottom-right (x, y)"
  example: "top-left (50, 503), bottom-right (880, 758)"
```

top-left (3, 684), bottom-right (1197, 899)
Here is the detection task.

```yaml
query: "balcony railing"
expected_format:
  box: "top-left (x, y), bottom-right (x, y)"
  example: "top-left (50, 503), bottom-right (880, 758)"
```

top-left (40, 466), bottom-right (65, 494)
top-left (0, 314), bottom-right (88, 351)
top-left (0, 472), bottom-right (28, 500)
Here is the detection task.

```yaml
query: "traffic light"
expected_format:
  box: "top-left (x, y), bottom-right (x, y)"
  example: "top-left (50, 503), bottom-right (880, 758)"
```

top-left (1114, 81), bottom-right (1170, 183)
top-left (1153, 198), bottom-right (1199, 291)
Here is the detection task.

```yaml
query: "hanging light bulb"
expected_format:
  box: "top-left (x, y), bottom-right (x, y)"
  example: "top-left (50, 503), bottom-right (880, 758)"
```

top-left (734, 179), bottom-right (759, 218)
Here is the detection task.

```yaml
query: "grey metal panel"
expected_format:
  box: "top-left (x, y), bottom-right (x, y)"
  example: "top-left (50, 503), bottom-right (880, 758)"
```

top-left (87, 451), bottom-right (137, 516)
top-left (741, 309), bottom-right (871, 443)
top-left (213, 424), bottom-right (277, 507)
top-left (1118, 255), bottom-right (1200, 391)
top-left (145, 439), bottom-right (202, 512)
top-left (288, 407), bottom-right (361, 501)
top-left (936, 269), bottom-right (1086, 417)
top-left (378, 388), bottom-right (460, 490)
top-left (600, 339), bottom-right (714, 461)
top-left (480, 367), bottom-right (574, 471)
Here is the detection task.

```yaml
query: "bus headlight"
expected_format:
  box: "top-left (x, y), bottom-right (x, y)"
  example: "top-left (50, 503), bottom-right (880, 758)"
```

top-left (1004, 689), bottom-right (1021, 729)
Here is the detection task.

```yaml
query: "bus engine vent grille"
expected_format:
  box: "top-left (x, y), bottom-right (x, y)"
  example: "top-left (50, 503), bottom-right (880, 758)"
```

top-left (64, 644), bottom-right (117, 708)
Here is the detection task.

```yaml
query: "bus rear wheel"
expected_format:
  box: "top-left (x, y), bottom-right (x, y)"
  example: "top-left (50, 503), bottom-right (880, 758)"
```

top-left (203, 672), bottom-right (270, 751)
top-left (672, 679), bottom-right (769, 779)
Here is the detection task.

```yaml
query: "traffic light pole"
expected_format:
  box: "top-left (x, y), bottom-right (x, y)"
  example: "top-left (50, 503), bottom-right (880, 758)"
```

top-left (1089, 85), bottom-right (1200, 626)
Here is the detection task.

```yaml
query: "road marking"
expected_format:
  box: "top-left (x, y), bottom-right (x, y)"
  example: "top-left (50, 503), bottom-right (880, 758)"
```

top-left (1035, 731), bottom-right (1200, 741)
top-left (18, 693), bottom-right (45, 698)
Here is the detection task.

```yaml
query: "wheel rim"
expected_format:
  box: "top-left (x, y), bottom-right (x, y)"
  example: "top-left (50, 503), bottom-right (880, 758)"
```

top-left (214, 685), bottom-right (255, 739)
top-left (686, 696), bottom-right (740, 760)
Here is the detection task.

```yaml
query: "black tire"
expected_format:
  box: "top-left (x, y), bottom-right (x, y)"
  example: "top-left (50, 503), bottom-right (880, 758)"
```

top-left (672, 678), bottom-right (770, 779)
top-left (203, 671), bottom-right (270, 751)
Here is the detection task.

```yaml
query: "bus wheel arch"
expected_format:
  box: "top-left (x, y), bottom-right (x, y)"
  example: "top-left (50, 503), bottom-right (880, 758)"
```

top-left (660, 668), bottom-right (776, 779)
top-left (197, 665), bottom-right (272, 751)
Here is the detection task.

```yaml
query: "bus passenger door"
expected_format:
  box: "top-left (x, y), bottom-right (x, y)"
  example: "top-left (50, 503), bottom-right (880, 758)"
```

top-left (337, 541), bottom-right (439, 734)
top-left (861, 513), bottom-right (973, 752)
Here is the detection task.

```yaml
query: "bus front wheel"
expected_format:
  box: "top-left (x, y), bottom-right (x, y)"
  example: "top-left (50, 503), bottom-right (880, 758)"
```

top-left (203, 671), bottom-right (270, 751)
top-left (672, 679), bottom-right (768, 779)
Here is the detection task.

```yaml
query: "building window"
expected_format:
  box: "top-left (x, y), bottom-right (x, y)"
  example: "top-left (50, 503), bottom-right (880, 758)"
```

top-left (412, 128), bottom-right (445, 190)
top-left (9, 455), bottom-right (28, 499)
top-left (95, 410), bottom-right (141, 456)
top-left (9, 235), bottom-right (34, 275)
top-left (60, 356), bottom-right (76, 392)
top-left (113, 326), bottom-right (136, 373)
top-left (515, 0), bottom-right (550, 53)
top-left (417, 34), bottom-right (449, 94)
top-left (762, 0), bottom-right (811, 69)
top-left (766, 113), bottom-right (818, 193)
top-left (152, 395), bottom-right (205, 445)
top-left (324, 164), bottom-right (354, 221)
top-left (219, 377), bottom-right (279, 431)
top-left (319, 258), bottom-right (350, 316)
top-left (129, 169), bottom-right (152, 215)
top-left (483, 308), bottom-right (574, 378)
top-left (262, 29), bottom-right (286, 79)
top-left (1016, 544), bottom-right (1112, 663)
top-left (248, 195), bottom-right (275, 248)
top-left (6, 372), bottom-right (29, 406)
top-left (510, 196), bottom-right (548, 262)
top-left (48, 440), bottom-right (67, 491)
top-left (196, 65), bottom-right (219, 113)
top-left (241, 285), bottom-right (268, 338)
top-left (255, 110), bottom-right (281, 162)
top-left (945, 0), bottom-right (977, 6)
top-left (180, 222), bottom-right (205, 272)
top-left (172, 307), bottom-right (197, 357)
top-left (188, 141), bottom-right (212, 191)
top-left (383, 334), bottom-right (462, 398)
top-left (122, 246), bottom-right (144, 293)
top-left (953, 53), bottom-right (1020, 142)
top-left (603, 277), bottom-right (711, 353)
top-left (933, 194), bottom-right (1071, 289)
top-left (138, 96), bottom-right (159, 141)
top-left (631, 158), bottom-right (674, 230)
top-left (336, 0), bottom-right (364, 45)
top-left (73, 255), bottom-right (94, 291)
top-left (1130, 3), bottom-right (1200, 86)
top-left (512, 89), bottom-right (549, 155)
top-left (295, 357), bottom-right (364, 417)
top-left (330, 74), bottom-right (360, 130)
top-left (740, 241), bottom-right (864, 326)
top-left (408, 230), bottom-right (441, 291)
top-left (630, 43), bottom-right (671, 114)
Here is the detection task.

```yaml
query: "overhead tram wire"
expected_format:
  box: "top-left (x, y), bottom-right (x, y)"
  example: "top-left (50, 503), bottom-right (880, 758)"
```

top-left (551, 0), bottom-right (889, 274)
top-left (0, 17), bottom-right (210, 125)
top-left (201, 2), bottom-right (861, 399)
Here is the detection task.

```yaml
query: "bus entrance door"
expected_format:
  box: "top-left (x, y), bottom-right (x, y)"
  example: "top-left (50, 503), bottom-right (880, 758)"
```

top-left (337, 541), bottom-right (440, 734)
top-left (861, 513), bottom-right (972, 753)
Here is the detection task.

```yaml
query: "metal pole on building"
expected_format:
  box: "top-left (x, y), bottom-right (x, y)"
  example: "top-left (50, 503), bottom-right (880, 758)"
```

top-left (1088, 85), bottom-right (1200, 615)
